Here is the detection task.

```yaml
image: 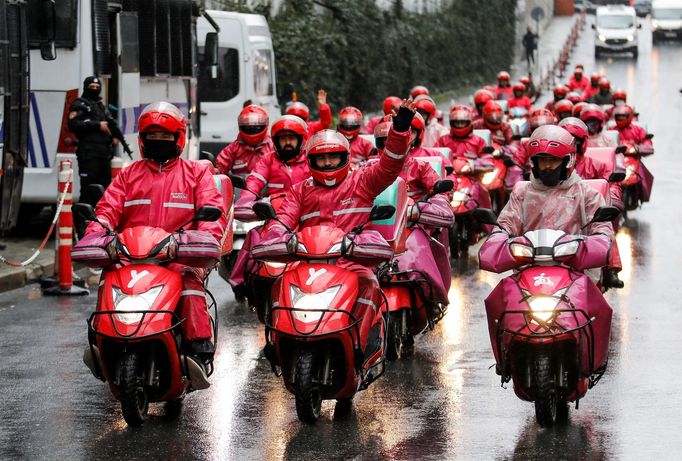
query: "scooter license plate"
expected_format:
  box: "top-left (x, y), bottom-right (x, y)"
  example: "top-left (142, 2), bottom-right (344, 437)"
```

top-left (664, 32), bottom-right (677, 38)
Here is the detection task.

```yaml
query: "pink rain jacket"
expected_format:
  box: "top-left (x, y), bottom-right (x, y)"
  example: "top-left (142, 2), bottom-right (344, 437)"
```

top-left (216, 138), bottom-right (275, 176)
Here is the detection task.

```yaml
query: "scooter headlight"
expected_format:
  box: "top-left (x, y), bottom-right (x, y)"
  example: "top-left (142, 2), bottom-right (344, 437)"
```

top-left (481, 169), bottom-right (499, 186)
top-left (553, 240), bottom-right (580, 258)
top-left (510, 243), bottom-right (534, 260)
top-left (527, 295), bottom-right (560, 323)
top-left (289, 284), bottom-right (341, 323)
top-left (624, 164), bottom-right (635, 181)
top-left (111, 286), bottom-right (163, 324)
top-left (451, 189), bottom-right (469, 207)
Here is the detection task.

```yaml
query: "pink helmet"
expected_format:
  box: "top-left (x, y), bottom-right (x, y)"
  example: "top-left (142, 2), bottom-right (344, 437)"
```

top-left (528, 125), bottom-right (576, 183)
top-left (558, 117), bottom-right (589, 155)
top-left (449, 105), bottom-right (474, 137)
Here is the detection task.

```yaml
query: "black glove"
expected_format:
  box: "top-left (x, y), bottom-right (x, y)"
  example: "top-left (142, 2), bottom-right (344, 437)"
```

top-left (392, 106), bottom-right (415, 132)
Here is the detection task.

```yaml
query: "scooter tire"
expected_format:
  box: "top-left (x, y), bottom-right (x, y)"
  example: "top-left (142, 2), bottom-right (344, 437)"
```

top-left (385, 312), bottom-right (401, 361)
top-left (534, 353), bottom-right (558, 428)
top-left (294, 350), bottom-right (322, 424)
top-left (119, 352), bottom-right (149, 427)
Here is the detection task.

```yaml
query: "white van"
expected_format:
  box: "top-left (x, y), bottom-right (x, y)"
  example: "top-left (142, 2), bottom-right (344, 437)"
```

top-left (197, 12), bottom-right (280, 156)
top-left (593, 6), bottom-right (641, 59)
top-left (652, 0), bottom-right (682, 43)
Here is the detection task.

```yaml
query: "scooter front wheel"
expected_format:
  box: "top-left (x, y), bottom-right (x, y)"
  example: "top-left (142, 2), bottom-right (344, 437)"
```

top-left (294, 350), bottom-right (322, 424)
top-left (385, 312), bottom-right (402, 361)
top-left (119, 352), bottom-right (149, 427)
top-left (534, 353), bottom-right (558, 427)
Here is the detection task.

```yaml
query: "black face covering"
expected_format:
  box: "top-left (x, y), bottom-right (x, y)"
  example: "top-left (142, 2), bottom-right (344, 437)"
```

top-left (143, 139), bottom-right (178, 164)
top-left (83, 76), bottom-right (102, 100)
top-left (537, 165), bottom-right (563, 186)
top-left (585, 119), bottom-right (601, 135)
top-left (532, 156), bottom-right (570, 187)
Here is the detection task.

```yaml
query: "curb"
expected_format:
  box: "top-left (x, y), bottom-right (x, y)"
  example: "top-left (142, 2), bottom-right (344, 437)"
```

top-left (0, 252), bottom-right (55, 294)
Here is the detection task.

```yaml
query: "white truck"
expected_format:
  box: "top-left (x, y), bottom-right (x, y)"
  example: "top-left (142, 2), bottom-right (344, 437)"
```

top-left (196, 11), bottom-right (280, 156)
top-left (23, 0), bottom-right (220, 211)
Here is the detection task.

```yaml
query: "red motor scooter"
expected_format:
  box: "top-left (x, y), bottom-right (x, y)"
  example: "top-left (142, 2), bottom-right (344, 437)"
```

top-left (619, 141), bottom-right (654, 218)
top-left (449, 158), bottom-right (493, 259)
top-left (476, 205), bottom-right (619, 427)
top-left (252, 203), bottom-right (395, 423)
top-left (73, 204), bottom-right (223, 426)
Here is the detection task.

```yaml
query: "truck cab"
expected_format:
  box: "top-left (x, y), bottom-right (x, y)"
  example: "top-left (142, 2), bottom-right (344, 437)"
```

top-left (197, 12), bottom-right (280, 156)
top-left (593, 5), bottom-right (641, 59)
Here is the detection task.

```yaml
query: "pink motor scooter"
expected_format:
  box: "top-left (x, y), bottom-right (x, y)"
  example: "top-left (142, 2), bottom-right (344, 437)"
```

top-left (476, 205), bottom-right (619, 427)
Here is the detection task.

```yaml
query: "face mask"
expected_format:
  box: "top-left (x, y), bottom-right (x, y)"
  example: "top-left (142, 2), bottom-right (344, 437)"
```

top-left (143, 139), bottom-right (178, 164)
top-left (537, 165), bottom-right (563, 186)
top-left (84, 88), bottom-right (101, 100)
top-left (586, 119), bottom-right (601, 135)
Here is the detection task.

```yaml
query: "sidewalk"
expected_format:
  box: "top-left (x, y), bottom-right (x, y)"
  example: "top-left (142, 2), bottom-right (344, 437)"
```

top-left (511, 15), bottom-right (582, 101)
top-left (0, 238), bottom-right (55, 293)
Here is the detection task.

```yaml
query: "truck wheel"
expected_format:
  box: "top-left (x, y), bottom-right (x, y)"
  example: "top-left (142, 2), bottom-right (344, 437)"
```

top-left (294, 350), bottom-right (322, 424)
top-left (119, 352), bottom-right (149, 427)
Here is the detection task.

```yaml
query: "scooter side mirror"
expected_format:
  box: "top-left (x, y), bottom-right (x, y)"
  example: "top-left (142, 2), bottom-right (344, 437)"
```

top-left (87, 184), bottom-right (106, 203)
top-left (194, 206), bottom-right (222, 222)
top-left (369, 204), bottom-right (396, 222)
top-left (228, 174), bottom-right (248, 190)
top-left (608, 172), bottom-right (625, 182)
top-left (473, 208), bottom-right (499, 226)
top-left (445, 166), bottom-right (454, 176)
top-left (615, 145), bottom-right (627, 154)
top-left (199, 151), bottom-right (217, 166)
top-left (431, 179), bottom-right (454, 196)
top-left (591, 24), bottom-right (596, 30)
top-left (589, 206), bottom-right (621, 224)
top-left (74, 203), bottom-right (97, 223)
top-left (253, 201), bottom-right (277, 221)
top-left (645, 133), bottom-right (654, 140)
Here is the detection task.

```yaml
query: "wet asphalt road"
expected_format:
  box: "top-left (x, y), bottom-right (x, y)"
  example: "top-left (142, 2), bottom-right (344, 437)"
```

top-left (2, 18), bottom-right (682, 461)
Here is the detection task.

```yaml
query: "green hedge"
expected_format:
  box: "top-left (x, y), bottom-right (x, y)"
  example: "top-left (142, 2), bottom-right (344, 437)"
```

top-left (265, 0), bottom-right (517, 114)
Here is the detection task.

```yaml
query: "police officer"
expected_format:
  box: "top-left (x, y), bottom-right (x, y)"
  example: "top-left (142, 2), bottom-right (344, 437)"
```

top-left (67, 76), bottom-right (118, 208)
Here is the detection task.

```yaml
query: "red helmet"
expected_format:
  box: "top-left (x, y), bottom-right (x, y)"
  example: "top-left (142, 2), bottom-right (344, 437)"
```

top-left (410, 112), bottom-right (426, 146)
top-left (598, 77), bottom-right (610, 90)
top-left (513, 82), bottom-right (526, 93)
top-left (528, 125), bottom-right (576, 183)
top-left (449, 105), bottom-right (474, 137)
top-left (138, 101), bottom-right (186, 159)
top-left (474, 89), bottom-right (495, 110)
top-left (558, 117), bottom-right (589, 155)
top-left (410, 85), bottom-right (429, 98)
top-left (237, 105), bottom-right (269, 145)
top-left (483, 100), bottom-right (504, 126)
top-left (554, 99), bottom-right (574, 120)
top-left (612, 89), bottom-right (627, 105)
top-left (613, 104), bottom-right (635, 129)
top-left (573, 66), bottom-right (584, 77)
top-left (414, 95), bottom-right (437, 123)
top-left (566, 92), bottom-right (582, 104)
top-left (590, 73), bottom-right (601, 86)
top-left (337, 106), bottom-right (363, 140)
top-left (580, 103), bottom-right (605, 134)
top-left (382, 96), bottom-right (401, 115)
top-left (271, 115), bottom-right (309, 164)
top-left (286, 101), bottom-right (310, 122)
top-left (374, 115), bottom-right (393, 151)
top-left (572, 101), bottom-right (588, 118)
top-left (497, 71), bottom-right (511, 83)
top-left (553, 84), bottom-right (569, 100)
top-left (520, 76), bottom-right (531, 87)
top-left (529, 108), bottom-right (555, 131)
top-left (305, 130), bottom-right (350, 187)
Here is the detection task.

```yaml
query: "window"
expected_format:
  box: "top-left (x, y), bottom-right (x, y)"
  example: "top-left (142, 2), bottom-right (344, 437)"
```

top-left (120, 12), bottom-right (139, 73)
top-left (198, 47), bottom-right (239, 103)
top-left (27, 0), bottom-right (78, 49)
top-left (253, 48), bottom-right (274, 97)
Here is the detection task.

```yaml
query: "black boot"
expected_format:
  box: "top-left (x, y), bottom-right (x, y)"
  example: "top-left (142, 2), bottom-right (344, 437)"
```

top-left (603, 268), bottom-right (624, 289)
top-left (232, 283), bottom-right (247, 303)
